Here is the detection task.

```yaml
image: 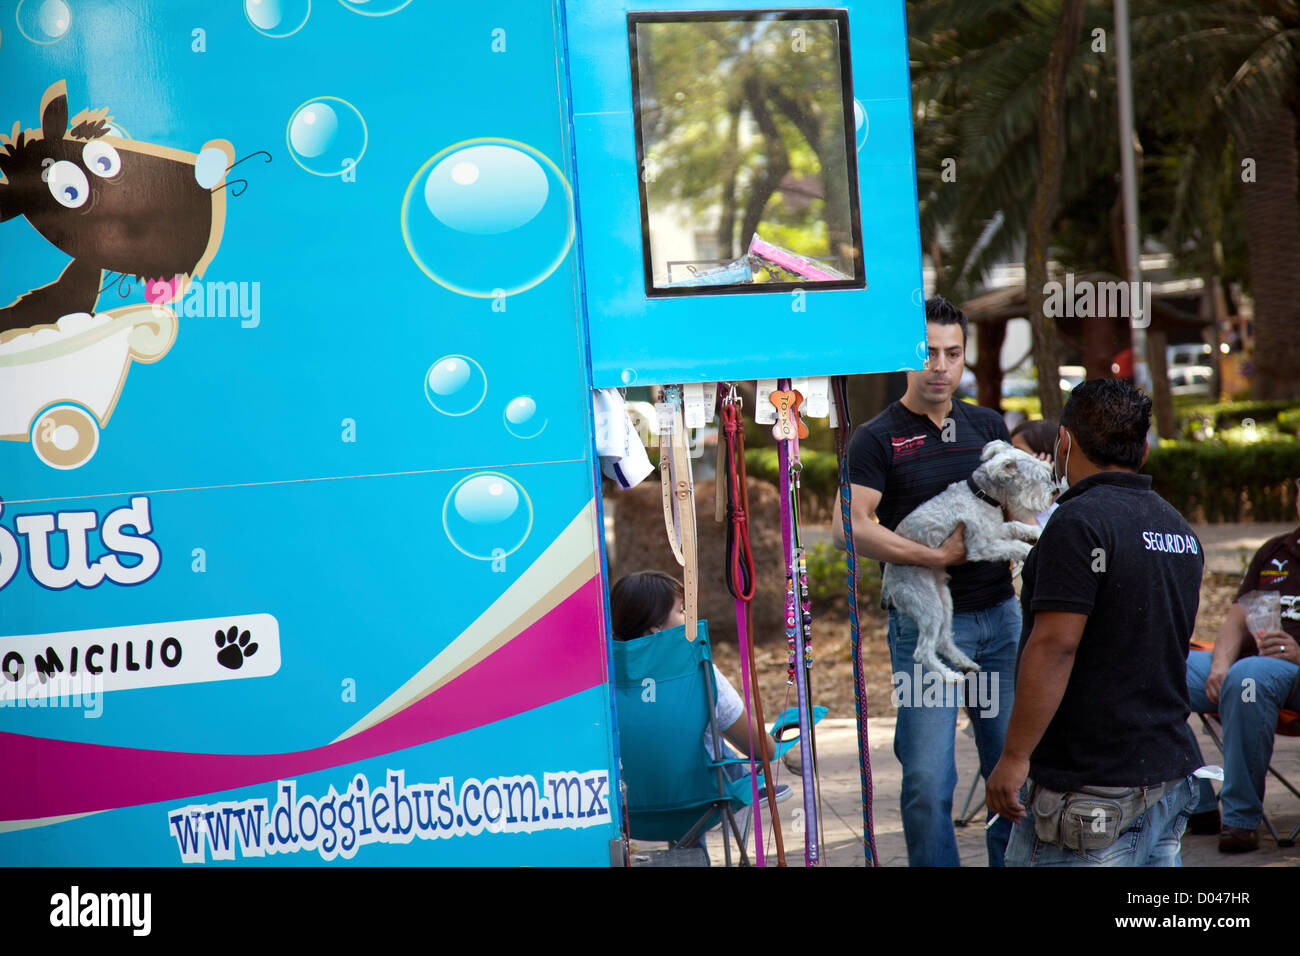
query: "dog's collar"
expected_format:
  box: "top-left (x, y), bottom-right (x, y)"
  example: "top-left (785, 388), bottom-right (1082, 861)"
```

top-left (966, 477), bottom-right (1002, 509)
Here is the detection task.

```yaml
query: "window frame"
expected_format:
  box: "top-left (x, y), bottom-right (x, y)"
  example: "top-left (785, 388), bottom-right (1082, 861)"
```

top-left (627, 8), bottom-right (866, 299)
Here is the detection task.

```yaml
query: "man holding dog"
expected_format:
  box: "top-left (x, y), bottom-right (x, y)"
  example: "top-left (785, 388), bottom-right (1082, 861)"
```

top-left (834, 296), bottom-right (1021, 867)
top-left (987, 379), bottom-right (1203, 866)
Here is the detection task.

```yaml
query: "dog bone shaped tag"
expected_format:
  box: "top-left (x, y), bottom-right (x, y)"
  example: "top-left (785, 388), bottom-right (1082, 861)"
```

top-left (770, 389), bottom-right (809, 441)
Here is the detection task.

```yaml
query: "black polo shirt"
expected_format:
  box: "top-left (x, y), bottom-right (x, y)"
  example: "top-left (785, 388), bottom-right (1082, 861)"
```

top-left (1235, 528), bottom-right (1300, 645)
top-left (1018, 471), bottom-right (1203, 791)
top-left (849, 398), bottom-right (1013, 612)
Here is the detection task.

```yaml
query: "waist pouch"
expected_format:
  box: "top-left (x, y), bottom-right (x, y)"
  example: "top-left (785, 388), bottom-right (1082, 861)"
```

top-left (1029, 779), bottom-right (1180, 851)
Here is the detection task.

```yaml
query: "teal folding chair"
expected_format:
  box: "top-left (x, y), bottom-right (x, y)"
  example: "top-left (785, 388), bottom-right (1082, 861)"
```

top-left (613, 620), bottom-right (761, 866)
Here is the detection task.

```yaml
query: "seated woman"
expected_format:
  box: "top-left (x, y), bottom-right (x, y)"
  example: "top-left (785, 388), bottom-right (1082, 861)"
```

top-left (610, 570), bottom-right (776, 776)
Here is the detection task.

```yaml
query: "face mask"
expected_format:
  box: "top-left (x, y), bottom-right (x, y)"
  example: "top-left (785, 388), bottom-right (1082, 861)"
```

top-left (1053, 431), bottom-right (1072, 493)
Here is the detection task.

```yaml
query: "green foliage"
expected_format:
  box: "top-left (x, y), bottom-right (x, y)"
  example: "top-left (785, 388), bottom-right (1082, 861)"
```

top-left (744, 447), bottom-right (841, 516)
top-left (1145, 440), bottom-right (1300, 523)
top-left (805, 541), bottom-right (882, 613)
top-left (1278, 408), bottom-right (1300, 437)
top-left (1175, 399), bottom-right (1300, 441)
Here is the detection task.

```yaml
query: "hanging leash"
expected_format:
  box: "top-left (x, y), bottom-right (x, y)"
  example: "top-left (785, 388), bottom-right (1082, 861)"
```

top-left (832, 376), bottom-right (879, 866)
top-left (657, 385), bottom-right (698, 642)
top-left (719, 384), bottom-right (787, 867)
top-left (772, 380), bottom-right (822, 865)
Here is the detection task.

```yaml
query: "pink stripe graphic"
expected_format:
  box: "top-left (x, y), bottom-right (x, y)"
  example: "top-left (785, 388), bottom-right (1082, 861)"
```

top-left (2, 576), bottom-right (606, 821)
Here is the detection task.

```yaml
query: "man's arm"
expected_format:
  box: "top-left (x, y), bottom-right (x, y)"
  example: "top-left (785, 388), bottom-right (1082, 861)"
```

top-left (1205, 604), bottom-right (1249, 705)
top-left (831, 482), bottom-right (966, 568)
top-left (985, 611), bottom-right (1088, 821)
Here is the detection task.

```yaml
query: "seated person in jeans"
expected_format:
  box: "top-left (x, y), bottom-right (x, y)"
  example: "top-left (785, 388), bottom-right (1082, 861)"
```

top-left (611, 570), bottom-right (776, 777)
top-left (1187, 483), bottom-right (1300, 852)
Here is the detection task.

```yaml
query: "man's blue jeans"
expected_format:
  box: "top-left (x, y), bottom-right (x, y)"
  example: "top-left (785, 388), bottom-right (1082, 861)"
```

top-left (887, 595), bottom-right (1021, 867)
top-left (1186, 648), bottom-right (1300, 829)
top-left (1005, 776), bottom-right (1198, 866)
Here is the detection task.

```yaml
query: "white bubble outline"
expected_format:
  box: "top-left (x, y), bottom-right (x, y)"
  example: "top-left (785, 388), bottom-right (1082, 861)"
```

top-left (854, 98), bottom-right (868, 150)
top-left (337, 0), bottom-right (412, 16)
top-left (502, 396), bottom-right (548, 439)
top-left (423, 353), bottom-right (487, 417)
top-left (285, 94), bottom-right (368, 177)
top-left (15, 0), bottom-right (72, 45)
top-left (243, 0), bottom-right (312, 38)
top-left (442, 470), bottom-right (535, 561)
top-left (400, 137), bottom-right (576, 298)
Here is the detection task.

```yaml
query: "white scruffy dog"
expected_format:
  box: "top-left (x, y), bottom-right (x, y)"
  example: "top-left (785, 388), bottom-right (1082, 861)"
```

top-left (881, 440), bottom-right (1057, 681)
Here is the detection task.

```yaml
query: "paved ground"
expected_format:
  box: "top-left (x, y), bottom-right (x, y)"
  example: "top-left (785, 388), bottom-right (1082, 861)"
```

top-left (1192, 522), bottom-right (1295, 575)
top-left (629, 715), bottom-right (1300, 867)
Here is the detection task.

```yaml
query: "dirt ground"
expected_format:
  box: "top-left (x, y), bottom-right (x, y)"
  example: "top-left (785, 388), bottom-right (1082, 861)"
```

top-left (710, 570), bottom-right (1243, 724)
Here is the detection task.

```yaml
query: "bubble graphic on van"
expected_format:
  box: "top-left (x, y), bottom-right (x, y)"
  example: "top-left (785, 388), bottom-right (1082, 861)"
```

top-left (424, 355), bottom-right (486, 416)
top-left (854, 98), bottom-right (868, 151)
top-left (337, 0), bottom-right (412, 15)
top-left (425, 145), bottom-right (548, 235)
top-left (504, 395), bottom-right (546, 439)
top-left (16, 0), bottom-right (71, 44)
top-left (401, 138), bottom-right (575, 298)
top-left (244, 0), bottom-right (310, 37)
top-left (444, 472), bottom-right (533, 560)
top-left (287, 97), bottom-right (367, 176)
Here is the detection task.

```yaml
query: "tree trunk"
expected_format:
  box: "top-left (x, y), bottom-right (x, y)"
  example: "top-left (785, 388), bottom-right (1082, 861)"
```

top-left (1240, 93), bottom-right (1300, 401)
top-left (1023, 0), bottom-right (1086, 422)
top-left (1146, 326), bottom-right (1176, 440)
top-left (975, 318), bottom-right (1007, 410)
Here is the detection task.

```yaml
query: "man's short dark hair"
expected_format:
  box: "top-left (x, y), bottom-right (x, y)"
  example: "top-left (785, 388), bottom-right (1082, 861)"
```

top-left (1060, 378), bottom-right (1152, 468)
top-left (925, 295), bottom-right (968, 345)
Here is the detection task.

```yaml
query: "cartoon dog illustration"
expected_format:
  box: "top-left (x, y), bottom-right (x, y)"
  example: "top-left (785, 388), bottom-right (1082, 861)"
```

top-left (0, 81), bottom-right (235, 468)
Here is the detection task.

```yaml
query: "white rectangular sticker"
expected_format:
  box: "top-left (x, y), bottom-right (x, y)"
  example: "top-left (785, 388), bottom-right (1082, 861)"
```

top-left (0, 614), bottom-right (281, 700)
top-left (682, 382), bottom-right (706, 429)
top-left (755, 380), bottom-right (778, 424)
top-left (803, 376), bottom-right (830, 418)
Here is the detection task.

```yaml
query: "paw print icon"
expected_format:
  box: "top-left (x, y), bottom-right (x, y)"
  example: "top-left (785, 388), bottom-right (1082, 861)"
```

top-left (215, 625), bottom-right (258, 670)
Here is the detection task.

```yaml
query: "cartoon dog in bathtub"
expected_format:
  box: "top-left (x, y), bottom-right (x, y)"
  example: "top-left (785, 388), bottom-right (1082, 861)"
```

top-left (0, 80), bottom-right (234, 468)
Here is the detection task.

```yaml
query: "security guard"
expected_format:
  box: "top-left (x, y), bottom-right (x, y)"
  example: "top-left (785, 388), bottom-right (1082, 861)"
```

top-left (987, 378), bottom-right (1204, 866)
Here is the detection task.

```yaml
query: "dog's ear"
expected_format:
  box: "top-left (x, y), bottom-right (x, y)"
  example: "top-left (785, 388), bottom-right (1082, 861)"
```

top-left (981, 440), bottom-right (1012, 461)
top-left (40, 81), bottom-right (70, 143)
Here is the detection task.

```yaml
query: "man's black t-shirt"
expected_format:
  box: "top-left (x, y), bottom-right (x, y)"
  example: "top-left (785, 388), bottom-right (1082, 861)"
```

top-left (1018, 471), bottom-right (1203, 791)
top-left (1234, 528), bottom-right (1300, 645)
top-left (849, 398), bottom-right (1013, 613)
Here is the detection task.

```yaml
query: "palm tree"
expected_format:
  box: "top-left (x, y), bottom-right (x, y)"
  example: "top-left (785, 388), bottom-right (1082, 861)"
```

top-left (910, 0), bottom-right (1300, 406)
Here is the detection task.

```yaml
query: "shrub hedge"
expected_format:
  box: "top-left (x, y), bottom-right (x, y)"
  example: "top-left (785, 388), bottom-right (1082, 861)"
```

top-left (1176, 399), bottom-right (1300, 440)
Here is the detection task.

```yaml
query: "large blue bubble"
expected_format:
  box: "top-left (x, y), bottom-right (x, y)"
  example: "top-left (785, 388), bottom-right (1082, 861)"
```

top-left (425, 145), bottom-right (548, 236)
top-left (337, 0), bottom-right (412, 15)
top-left (244, 0), bottom-right (310, 37)
top-left (425, 355), bottom-right (486, 416)
top-left (16, 0), bottom-right (71, 44)
top-left (443, 472), bottom-right (533, 560)
top-left (286, 97), bottom-right (367, 176)
top-left (401, 138), bottom-right (574, 298)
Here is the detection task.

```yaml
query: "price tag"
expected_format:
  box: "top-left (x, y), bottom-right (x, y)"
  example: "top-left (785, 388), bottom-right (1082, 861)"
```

top-left (755, 379), bottom-right (778, 424)
top-left (828, 388), bottom-right (840, 429)
top-left (704, 383), bottom-right (718, 424)
top-left (683, 382), bottom-right (706, 429)
top-left (655, 402), bottom-right (674, 437)
top-left (803, 376), bottom-right (830, 418)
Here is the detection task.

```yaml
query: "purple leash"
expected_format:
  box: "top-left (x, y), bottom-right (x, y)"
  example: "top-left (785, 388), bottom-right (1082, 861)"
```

top-left (775, 378), bottom-right (820, 865)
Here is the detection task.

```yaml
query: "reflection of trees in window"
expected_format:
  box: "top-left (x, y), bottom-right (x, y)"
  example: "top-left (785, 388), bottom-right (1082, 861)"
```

top-left (636, 18), bottom-right (856, 277)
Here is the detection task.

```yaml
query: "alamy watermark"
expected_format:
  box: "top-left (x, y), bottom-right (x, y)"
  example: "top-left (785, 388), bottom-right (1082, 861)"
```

top-left (892, 665), bottom-right (1000, 718)
top-left (1042, 273), bottom-right (1151, 329)
top-left (153, 276), bottom-right (261, 328)
top-left (0, 670), bottom-right (104, 718)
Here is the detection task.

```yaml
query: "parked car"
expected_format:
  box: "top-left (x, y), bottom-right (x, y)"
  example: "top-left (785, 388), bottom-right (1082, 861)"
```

top-left (1168, 364), bottom-right (1216, 398)
top-left (1167, 342), bottom-right (1214, 369)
